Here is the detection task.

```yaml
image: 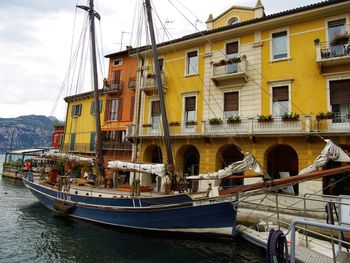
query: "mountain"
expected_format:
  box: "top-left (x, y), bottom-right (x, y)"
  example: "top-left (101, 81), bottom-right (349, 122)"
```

top-left (0, 115), bottom-right (58, 153)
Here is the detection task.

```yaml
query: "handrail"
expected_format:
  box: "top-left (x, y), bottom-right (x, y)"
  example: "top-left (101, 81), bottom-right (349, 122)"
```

top-left (287, 219), bottom-right (350, 263)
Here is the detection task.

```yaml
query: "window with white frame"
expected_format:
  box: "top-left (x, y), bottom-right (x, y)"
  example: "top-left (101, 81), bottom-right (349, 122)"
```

top-left (151, 100), bottom-right (160, 129)
top-left (224, 92), bottom-right (239, 118)
top-left (272, 31), bottom-right (288, 60)
top-left (108, 99), bottom-right (119, 121)
top-left (186, 51), bottom-right (198, 75)
top-left (272, 86), bottom-right (289, 116)
top-left (329, 79), bottom-right (350, 123)
top-left (113, 59), bottom-right (123, 66)
top-left (184, 96), bottom-right (196, 123)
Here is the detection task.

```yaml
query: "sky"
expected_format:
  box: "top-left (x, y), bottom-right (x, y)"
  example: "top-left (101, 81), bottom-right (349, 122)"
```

top-left (0, 0), bottom-right (322, 120)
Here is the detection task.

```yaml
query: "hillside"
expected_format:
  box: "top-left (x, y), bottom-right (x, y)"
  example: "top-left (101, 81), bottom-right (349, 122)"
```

top-left (0, 115), bottom-right (58, 153)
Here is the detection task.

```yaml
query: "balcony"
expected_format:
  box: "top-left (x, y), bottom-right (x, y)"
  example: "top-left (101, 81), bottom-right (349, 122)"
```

top-left (126, 114), bottom-right (350, 139)
top-left (315, 40), bottom-right (350, 70)
top-left (103, 79), bottom-right (124, 94)
top-left (126, 121), bottom-right (201, 138)
top-left (102, 141), bottom-right (132, 151)
top-left (128, 76), bottom-right (136, 89)
top-left (210, 56), bottom-right (248, 86)
top-left (141, 72), bottom-right (167, 95)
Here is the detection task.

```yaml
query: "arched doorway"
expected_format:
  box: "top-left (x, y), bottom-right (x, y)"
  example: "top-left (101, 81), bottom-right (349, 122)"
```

top-left (323, 144), bottom-right (350, 196)
top-left (143, 145), bottom-right (163, 190)
top-left (217, 144), bottom-right (244, 189)
top-left (176, 145), bottom-right (200, 192)
top-left (266, 144), bottom-right (299, 194)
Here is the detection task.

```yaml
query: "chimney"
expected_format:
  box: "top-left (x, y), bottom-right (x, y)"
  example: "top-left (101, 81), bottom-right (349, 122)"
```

top-left (206, 14), bottom-right (213, 30)
top-left (254, 0), bottom-right (265, 18)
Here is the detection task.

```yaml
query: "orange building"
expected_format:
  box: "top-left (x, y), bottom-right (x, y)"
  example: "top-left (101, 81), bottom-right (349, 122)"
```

top-left (102, 47), bottom-right (137, 171)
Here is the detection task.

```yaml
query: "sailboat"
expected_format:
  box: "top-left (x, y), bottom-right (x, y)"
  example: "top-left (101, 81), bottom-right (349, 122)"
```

top-left (22, 0), bottom-right (350, 237)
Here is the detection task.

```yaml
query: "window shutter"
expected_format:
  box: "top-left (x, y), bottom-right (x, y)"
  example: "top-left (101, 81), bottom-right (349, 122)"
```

top-left (328, 19), bottom-right (346, 28)
top-left (105, 99), bottom-right (110, 120)
top-left (118, 98), bottom-right (123, 120)
top-left (187, 51), bottom-right (197, 58)
top-left (272, 31), bottom-right (287, 38)
top-left (78, 104), bottom-right (82, 116)
top-left (226, 42), bottom-right (238, 54)
top-left (90, 101), bottom-right (95, 114)
top-left (151, 101), bottom-right (160, 116)
top-left (273, 86), bottom-right (289, 101)
top-left (99, 100), bottom-right (103, 113)
top-left (130, 96), bottom-right (135, 120)
top-left (224, 92), bottom-right (239, 111)
top-left (330, 80), bottom-right (350, 104)
top-left (71, 105), bottom-right (74, 116)
top-left (185, 96), bottom-right (196, 111)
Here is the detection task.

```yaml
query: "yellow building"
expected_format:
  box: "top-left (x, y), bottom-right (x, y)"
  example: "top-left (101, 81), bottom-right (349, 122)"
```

top-left (129, 0), bottom-right (350, 198)
top-left (63, 90), bottom-right (107, 155)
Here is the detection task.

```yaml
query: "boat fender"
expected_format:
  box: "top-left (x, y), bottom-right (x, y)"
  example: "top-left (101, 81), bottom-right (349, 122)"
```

top-left (266, 228), bottom-right (288, 263)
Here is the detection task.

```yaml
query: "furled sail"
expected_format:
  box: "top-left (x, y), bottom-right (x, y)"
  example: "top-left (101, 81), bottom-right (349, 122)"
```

top-left (298, 139), bottom-right (350, 175)
top-left (187, 154), bottom-right (269, 180)
top-left (43, 151), bottom-right (94, 164)
top-left (107, 160), bottom-right (166, 177)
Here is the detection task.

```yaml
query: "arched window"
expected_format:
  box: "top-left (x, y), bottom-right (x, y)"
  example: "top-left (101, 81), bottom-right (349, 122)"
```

top-left (228, 17), bottom-right (239, 25)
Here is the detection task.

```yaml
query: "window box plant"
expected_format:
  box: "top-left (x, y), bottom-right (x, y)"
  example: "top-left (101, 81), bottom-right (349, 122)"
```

top-left (169, 121), bottom-right (180, 126)
top-left (332, 33), bottom-right (350, 46)
top-left (227, 115), bottom-right (241, 123)
top-left (213, 57), bottom-right (241, 67)
top-left (257, 114), bottom-right (273, 122)
top-left (282, 112), bottom-right (300, 121)
top-left (185, 121), bottom-right (197, 126)
top-left (316, 111), bottom-right (335, 120)
top-left (208, 117), bottom-right (223, 125)
top-left (142, 123), bottom-right (152, 127)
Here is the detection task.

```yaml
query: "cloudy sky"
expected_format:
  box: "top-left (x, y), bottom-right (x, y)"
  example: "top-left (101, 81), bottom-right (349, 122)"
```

top-left (0, 0), bottom-right (321, 120)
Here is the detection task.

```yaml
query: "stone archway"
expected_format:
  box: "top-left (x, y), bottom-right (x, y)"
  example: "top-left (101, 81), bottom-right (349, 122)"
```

top-left (142, 145), bottom-right (163, 189)
top-left (266, 144), bottom-right (299, 194)
top-left (217, 144), bottom-right (244, 189)
top-left (175, 145), bottom-right (200, 192)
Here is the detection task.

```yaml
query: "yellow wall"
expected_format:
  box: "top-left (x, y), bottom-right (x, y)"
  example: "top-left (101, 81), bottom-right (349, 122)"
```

top-left (261, 17), bottom-right (350, 115)
top-left (213, 8), bottom-right (255, 29)
top-left (64, 94), bottom-right (106, 150)
top-left (143, 45), bottom-right (205, 125)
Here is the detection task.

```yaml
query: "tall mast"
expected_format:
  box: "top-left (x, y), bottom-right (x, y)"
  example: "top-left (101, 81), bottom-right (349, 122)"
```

top-left (144, 0), bottom-right (174, 169)
top-left (78, 0), bottom-right (104, 177)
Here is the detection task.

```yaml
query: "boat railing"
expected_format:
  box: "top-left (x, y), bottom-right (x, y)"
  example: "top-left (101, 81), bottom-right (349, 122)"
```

top-left (287, 219), bottom-right (350, 263)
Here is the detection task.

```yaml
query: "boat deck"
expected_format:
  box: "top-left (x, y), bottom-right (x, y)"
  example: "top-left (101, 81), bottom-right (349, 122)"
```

top-left (237, 224), bottom-right (349, 263)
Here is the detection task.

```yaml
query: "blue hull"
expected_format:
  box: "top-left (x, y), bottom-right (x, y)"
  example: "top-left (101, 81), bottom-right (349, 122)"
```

top-left (23, 178), bottom-right (237, 236)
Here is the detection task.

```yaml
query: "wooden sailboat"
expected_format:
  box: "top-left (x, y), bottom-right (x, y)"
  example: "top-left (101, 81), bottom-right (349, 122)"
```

top-left (22, 0), bottom-right (350, 237)
top-left (22, 0), bottom-right (238, 236)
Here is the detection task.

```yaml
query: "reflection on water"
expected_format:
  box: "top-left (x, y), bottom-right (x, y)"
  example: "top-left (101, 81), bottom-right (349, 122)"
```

top-left (0, 176), bottom-right (265, 263)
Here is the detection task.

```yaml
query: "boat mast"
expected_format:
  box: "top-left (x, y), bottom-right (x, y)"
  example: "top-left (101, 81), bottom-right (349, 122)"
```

top-left (144, 0), bottom-right (174, 170)
top-left (78, 0), bottom-right (104, 178)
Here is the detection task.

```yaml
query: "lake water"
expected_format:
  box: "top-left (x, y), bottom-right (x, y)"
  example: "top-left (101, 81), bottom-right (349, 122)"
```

top-left (0, 155), bottom-right (265, 263)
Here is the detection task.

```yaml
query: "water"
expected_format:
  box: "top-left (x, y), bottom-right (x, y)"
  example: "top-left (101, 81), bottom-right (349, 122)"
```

top-left (0, 155), bottom-right (265, 263)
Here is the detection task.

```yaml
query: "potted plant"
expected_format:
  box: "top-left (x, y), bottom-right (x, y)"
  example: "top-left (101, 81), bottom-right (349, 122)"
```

top-left (208, 117), bottom-right (223, 125)
top-left (314, 38), bottom-right (320, 45)
top-left (227, 115), bottom-right (241, 123)
top-left (185, 121), bottom-right (197, 126)
top-left (282, 112), bottom-right (300, 121)
top-left (332, 33), bottom-right (350, 46)
top-left (169, 121), bottom-right (180, 126)
top-left (257, 114), bottom-right (273, 122)
top-left (316, 111), bottom-right (335, 120)
top-left (227, 57), bottom-right (241, 64)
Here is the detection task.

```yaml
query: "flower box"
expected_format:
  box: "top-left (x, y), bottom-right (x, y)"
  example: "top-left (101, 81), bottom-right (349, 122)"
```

top-left (332, 33), bottom-right (350, 46)
top-left (185, 121), bottom-right (197, 126)
top-left (227, 120), bottom-right (241, 124)
top-left (142, 124), bottom-right (152, 127)
top-left (316, 111), bottom-right (335, 120)
top-left (169, 122), bottom-right (180, 126)
top-left (208, 118), bottom-right (223, 125)
top-left (257, 114), bottom-right (272, 122)
top-left (282, 113), bottom-right (299, 121)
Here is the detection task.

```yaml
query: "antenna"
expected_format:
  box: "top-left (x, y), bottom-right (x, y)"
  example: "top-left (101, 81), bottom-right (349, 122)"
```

top-left (120, 31), bottom-right (131, 51)
top-left (162, 18), bottom-right (174, 42)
